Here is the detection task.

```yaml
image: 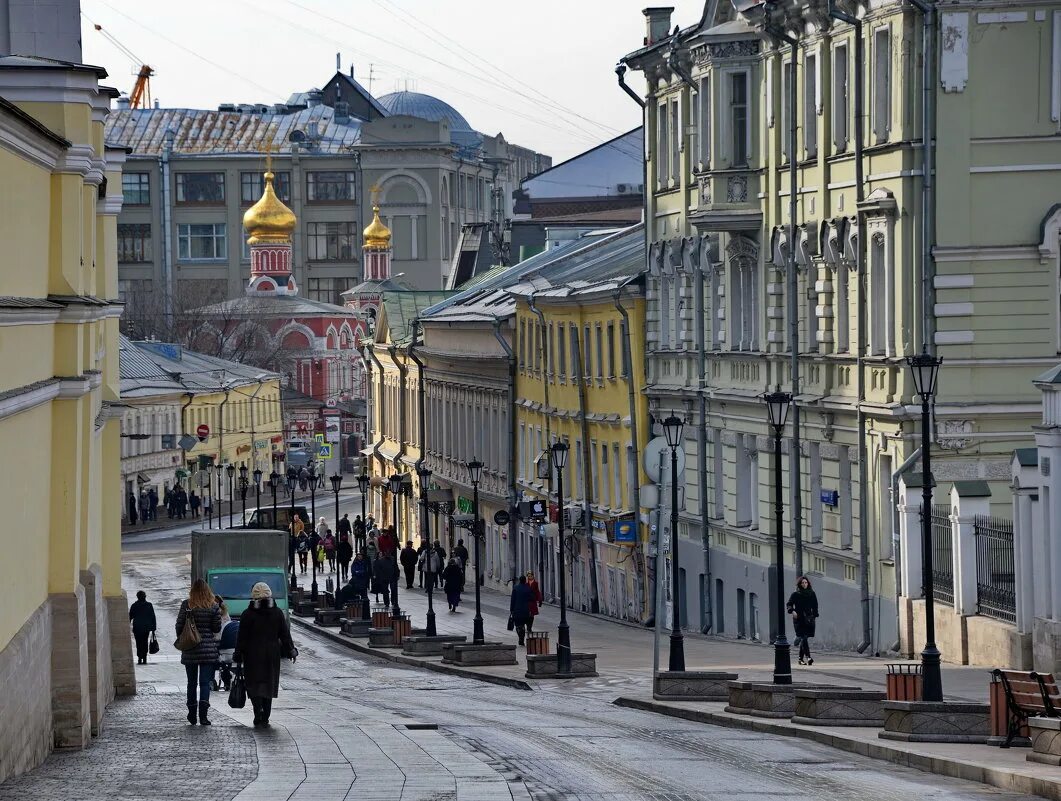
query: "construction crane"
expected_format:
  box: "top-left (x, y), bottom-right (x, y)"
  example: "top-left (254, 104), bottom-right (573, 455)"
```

top-left (91, 22), bottom-right (154, 108)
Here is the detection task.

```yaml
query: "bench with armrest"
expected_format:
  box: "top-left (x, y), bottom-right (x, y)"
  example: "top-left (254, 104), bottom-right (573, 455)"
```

top-left (993, 669), bottom-right (1060, 747)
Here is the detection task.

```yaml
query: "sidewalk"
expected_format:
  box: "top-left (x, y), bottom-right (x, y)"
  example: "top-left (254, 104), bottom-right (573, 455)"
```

top-left (292, 574), bottom-right (1061, 800)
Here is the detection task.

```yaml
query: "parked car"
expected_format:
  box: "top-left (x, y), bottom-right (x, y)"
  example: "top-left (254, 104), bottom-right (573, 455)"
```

top-left (243, 506), bottom-right (310, 531)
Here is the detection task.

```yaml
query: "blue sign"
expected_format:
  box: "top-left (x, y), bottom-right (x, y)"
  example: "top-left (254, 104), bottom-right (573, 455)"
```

top-left (613, 519), bottom-right (637, 544)
top-left (820, 489), bottom-right (839, 507)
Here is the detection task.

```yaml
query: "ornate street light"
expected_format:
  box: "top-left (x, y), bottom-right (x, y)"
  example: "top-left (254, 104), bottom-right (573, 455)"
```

top-left (205, 463), bottom-right (215, 529)
top-left (418, 466), bottom-right (437, 637)
top-left (286, 467), bottom-right (298, 591)
top-left (268, 470), bottom-right (279, 531)
top-left (253, 467), bottom-right (263, 520)
top-left (906, 346), bottom-right (944, 702)
top-left (468, 460), bottom-right (485, 644)
top-left (662, 415), bottom-right (685, 672)
top-left (226, 463), bottom-right (236, 528)
top-left (356, 470), bottom-right (371, 621)
top-left (550, 442), bottom-right (572, 674)
top-left (330, 473), bottom-right (342, 578)
top-left (389, 472), bottom-right (404, 616)
top-left (764, 385), bottom-right (793, 685)
top-left (238, 462), bottom-right (250, 527)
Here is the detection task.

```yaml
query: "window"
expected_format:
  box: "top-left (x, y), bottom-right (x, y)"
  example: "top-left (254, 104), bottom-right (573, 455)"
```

top-left (600, 444), bottom-right (609, 508)
top-left (241, 171), bottom-right (291, 203)
top-left (307, 222), bottom-right (356, 261)
top-left (656, 101), bottom-right (670, 187)
top-left (122, 173), bottom-right (150, 205)
top-left (805, 53), bottom-right (818, 158)
top-left (595, 325), bottom-right (604, 379)
top-left (873, 28), bottom-right (892, 142)
top-left (558, 323), bottom-right (567, 378)
top-left (583, 326), bottom-right (592, 378)
top-left (606, 322), bottom-right (616, 378)
top-left (518, 320), bottom-right (526, 371)
top-left (780, 61), bottom-right (791, 160)
top-left (612, 443), bottom-right (622, 509)
top-left (730, 72), bottom-right (749, 167)
top-left (177, 223), bottom-right (226, 261)
top-left (307, 171), bottom-right (355, 202)
top-left (161, 434), bottom-right (177, 450)
top-left (570, 325), bottom-right (581, 379)
top-left (698, 75), bottom-right (711, 167)
top-left (619, 320), bottom-right (630, 377)
top-left (176, 172), bottom-right (225, 203)
top-left (117, 224), bottom-right (152, 263)
top-left (241, 227), bottom-right (251, 261)
top-left (547, 323), bottom-right (556, 376)
top-left (870, 233), bottom-right (888, 355)
top-left (306, 277), bottom-right (355, 306)
top-left (833, 44), bottom-right (850, 152)
top-left (669, 98), bottom-right (680, 184)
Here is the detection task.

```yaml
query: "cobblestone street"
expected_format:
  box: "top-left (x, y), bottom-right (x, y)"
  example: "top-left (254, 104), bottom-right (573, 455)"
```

top-left (0, 547), bottom-right (1045, 801)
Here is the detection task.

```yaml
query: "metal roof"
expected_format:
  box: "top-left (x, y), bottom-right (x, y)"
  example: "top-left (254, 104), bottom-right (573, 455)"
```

top-left (104, 105), bottom-right (361, 157)
top-left (378, 292), bottom-right (455, 346)
top-left (196, 294), bottom-right (360, 319)
top-left (121, 336), bottom-right (279, 396)
top-left (119, 335), bottom-right (185, 398)
top-left (377, 91), bottom-right (472, 131)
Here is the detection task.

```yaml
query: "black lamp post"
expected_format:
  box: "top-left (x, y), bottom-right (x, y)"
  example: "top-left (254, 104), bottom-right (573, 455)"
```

top-left (268, 471), bottom-right (279, 529)
top-left (286, 468), bottom-right (298, 590)
top-left (662, 415), bottom-right (686, 672)
top-left (308, 461), bottom-right (318, 527)
top-left (330, 473), bottom-right (342, 578)
top-left (226, 464), bottom-right (236, 528)
top-left (389, 473), bottom-right (403, 616)
top-left (253, 467), bottom-right (263, 519)
top-left (206, 464), bottom-right (214, 529)
top-left (238, 462), bottom-right (249, 527)
top-left (764, 385), bottom-right (794, 685)
top-left (907, 346), bottom-right (944, 702)
top-left (217, 467), bottom-right (224, 530)
top-left (551, 442), bottom-right (572, 675)
top-left (357, 471), bottom-right (371, 620)
top-left (418, 466), bottom-right (437, 637)
top-left (468, 460), bottom-right (485, 644)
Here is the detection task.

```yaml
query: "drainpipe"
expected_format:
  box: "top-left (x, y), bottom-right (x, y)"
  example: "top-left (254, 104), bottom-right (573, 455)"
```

top-left (829, 1), bottom-right (872, 653)
top-left (615, 282), bottom-right (648, 623)
top-left (908, 0), bottom-right (937, 353)
top-left (245, 378), bottom-right (267, 473)
top-left (160, 129), bottom-right (175, 327)
top-left (615, 63), bottom-right (646, 109)
top-left (180, 389), bottom-right (195, 478)
top-left (527, 292), bottom-right (552, 591)
top-left (408, 320), bottom-right (428, 544)
top-left (764, 4), bottom-right (804, 578)
top-left (891, 446), bottom-right (922, 650)
top-left (366, 344), bottom-right (387, 515)
top-left (569, 300), bottom-right (601, 615)
top-left (689, 237), bottom-right (713, 633)
top-left (388, 343), bottom-right (407, 509)
top-left (493, 317), bottom-right (520, 583)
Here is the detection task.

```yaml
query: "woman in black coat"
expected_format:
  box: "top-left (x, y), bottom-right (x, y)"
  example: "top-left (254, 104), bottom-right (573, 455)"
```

top-left (234, 582), bottom-right (296, 726)
top-left (128, 590), bottom-right (156, 664)
top-left (441, 558), bottom-right (464, 612)
top-left (786, 575), bottom-right (820, 665)
top-left (175, 579), bottom-right (223, 725)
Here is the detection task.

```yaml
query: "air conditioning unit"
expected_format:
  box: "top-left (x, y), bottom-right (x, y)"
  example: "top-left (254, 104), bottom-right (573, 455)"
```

top-left (616, 183), bottom-right (630, 194)
top-left (563, 505), bottom-right (585, 529)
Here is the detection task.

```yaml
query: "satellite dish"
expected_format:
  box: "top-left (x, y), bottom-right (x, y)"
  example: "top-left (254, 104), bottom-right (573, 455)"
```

top-left (643, 436), bottom-right (686, 484)
top-left (289, 129), bottom-right (306, 142)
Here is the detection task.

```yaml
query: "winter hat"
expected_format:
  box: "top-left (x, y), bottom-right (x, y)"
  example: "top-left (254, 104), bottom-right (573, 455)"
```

top-left (251, 582), bottom-right (273, 600)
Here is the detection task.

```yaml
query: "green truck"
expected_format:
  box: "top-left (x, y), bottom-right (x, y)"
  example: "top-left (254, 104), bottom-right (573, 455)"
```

top-left (191, 529), bottom-right (289, 618)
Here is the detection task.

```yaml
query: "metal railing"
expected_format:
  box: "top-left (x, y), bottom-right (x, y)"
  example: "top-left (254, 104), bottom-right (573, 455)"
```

top-left (974, 514), bottom-right (1016, 623)
top-left (930, 504), bottom-right (954, 606)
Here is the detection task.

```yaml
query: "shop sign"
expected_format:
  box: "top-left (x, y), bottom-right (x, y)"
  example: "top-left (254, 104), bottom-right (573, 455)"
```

top-left (457, 496), bottom-right (473, 514)
top-left (614, 519), bottom-right (637, 544)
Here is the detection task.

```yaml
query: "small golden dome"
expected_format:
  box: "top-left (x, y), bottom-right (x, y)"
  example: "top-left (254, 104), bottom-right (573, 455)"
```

top-left (362, 205), bottom-right (392, 250)
top-left (243, 171), bottom-right (296, 244)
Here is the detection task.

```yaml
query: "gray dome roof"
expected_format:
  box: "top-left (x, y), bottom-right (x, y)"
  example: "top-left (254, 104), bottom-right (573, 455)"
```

top-left (377, 91), bottom-right (472, 131)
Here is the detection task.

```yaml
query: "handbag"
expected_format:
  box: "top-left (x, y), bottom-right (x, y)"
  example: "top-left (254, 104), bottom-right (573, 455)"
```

top-left (148, 632), bottom-right (160, 654)
top-left (506, 615), bottom-right (515, 632)
top-left (174, 606), bottom-right (202, 651)
top-left (228, 668), bottom-right (247, 709)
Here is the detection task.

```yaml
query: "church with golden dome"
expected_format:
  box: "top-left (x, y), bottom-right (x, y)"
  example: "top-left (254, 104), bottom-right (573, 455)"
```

top-left (244, 169), bottom-right (299, 295)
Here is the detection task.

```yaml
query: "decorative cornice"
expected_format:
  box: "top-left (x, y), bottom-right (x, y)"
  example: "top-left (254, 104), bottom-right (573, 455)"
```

top-left (55, 143), bottom-right (95, 178)
top-left (0, 109), bottom-right (65, 171)
top-left (0, 378), bottom-right (60, 421)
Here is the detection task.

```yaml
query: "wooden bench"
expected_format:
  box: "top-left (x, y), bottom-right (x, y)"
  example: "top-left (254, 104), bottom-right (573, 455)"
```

top-left (993, 669), bottom-right (1061, 747)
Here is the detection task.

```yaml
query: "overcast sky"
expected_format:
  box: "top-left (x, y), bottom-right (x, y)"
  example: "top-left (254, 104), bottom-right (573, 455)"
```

top-left (80, 0), bottom-right (706, 162)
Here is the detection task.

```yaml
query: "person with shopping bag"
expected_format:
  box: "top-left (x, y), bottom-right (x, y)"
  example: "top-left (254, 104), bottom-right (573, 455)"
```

top-left (233, 582), bottom-right (296, 727)
top-left (175, 579), bottom-right (222, 725)
top-left (129, 590), bottom-right (157, 664)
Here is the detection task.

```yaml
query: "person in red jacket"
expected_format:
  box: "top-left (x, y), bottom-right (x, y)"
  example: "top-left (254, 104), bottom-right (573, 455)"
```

top-left (377, 525), bottom-right (396, 557)
top-left (526, 571), bottom-right (543, 631)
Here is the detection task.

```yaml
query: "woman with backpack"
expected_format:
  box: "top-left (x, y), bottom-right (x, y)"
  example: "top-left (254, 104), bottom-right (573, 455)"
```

top-left (175, 579), bottom-right (222, 725)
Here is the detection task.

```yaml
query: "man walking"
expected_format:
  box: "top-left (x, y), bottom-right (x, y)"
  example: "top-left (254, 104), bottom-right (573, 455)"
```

top-left (400, 541), bottom-right (417, 589)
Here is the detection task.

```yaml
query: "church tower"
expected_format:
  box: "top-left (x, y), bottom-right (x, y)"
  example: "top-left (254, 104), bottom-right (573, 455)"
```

top-left (243, 169), bottom-right (298, 295)
top-left (362, 200), bottom-right (392, 281)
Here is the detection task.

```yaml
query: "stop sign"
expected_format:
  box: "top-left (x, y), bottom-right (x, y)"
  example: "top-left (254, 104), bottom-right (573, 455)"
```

top-left (196, 423), bottom-right (210, 442)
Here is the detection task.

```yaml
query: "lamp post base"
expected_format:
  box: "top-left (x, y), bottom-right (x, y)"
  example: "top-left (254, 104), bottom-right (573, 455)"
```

top-left (921, 643), bottom-right (944, 702)
top-left (772, 635), bottom-right (792, 685)
top-left (426, 607), bottom-right (437, 637)
top-left (311, 580), bottom-right (318, 603)
top-left (361, 596), bottom-right (371, 622)
top-left (557, 620), bottom-right (572, 675)
top-left (473, 614), bottom-right (484, 644)
top-left (668, 631), bottom-right (686, 673)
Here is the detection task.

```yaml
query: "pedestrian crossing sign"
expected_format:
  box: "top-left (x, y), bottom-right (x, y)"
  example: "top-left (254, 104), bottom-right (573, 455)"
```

top-left (314, 433), bottom-right (325, 444)
top-left (317, 444), bottom-right (332, 458)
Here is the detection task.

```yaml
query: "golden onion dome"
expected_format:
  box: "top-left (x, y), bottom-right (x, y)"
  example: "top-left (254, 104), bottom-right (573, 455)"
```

top-left (362, 205), bottom-right (392, 250)
top-left (243, 171), bottom-right (296, 244)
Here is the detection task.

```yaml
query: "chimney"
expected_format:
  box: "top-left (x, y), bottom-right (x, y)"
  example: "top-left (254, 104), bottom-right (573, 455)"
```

top-left (643, 7), bottom-right (675, 45)
top-left (336, 52), bottom-right (341, 72)
top-left (115, 95), bottom-right (131, 110)
top-left (349, 64), bottom-right (355, 79)
top-left (306, 89), bottom-right (323, 108)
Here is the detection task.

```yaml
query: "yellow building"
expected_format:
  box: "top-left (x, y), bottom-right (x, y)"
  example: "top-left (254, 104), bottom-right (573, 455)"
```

top-left (510, 225), bottom-right (651, 621)
top-left (0, 52), bottom-right (130, 776)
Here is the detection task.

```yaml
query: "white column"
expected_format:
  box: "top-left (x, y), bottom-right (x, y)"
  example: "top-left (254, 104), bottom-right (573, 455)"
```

top-left (1013, 486), bottom-right (1036, 633)
top-left (897, 476), bottom-right (924, 599)
top-left (1037, 429), bottom-right (1061, 621)
top-left (949, 482), bottom-right (991, 617)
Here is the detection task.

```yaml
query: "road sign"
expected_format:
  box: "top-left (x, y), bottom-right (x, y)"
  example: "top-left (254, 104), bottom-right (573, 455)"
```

top-left (314, 433), bottom-right (325, 444)
top-left (178, 434), bottom-right (198, 451)
top-left (317, 443), bottom-right (332, 459)
top-left (196, 423), bottom-right (210, 442)
top-left (493, 509), bottom-right (510, 526)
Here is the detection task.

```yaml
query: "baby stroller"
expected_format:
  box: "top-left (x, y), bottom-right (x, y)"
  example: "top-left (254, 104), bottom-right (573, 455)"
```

top-left (213, 619), bottom-right (239, 691)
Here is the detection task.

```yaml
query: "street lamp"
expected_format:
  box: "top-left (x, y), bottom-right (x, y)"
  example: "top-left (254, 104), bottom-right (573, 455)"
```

top-left (907, 346), bottom-right (944, 702)
top-left (764, 385), bottom-right (794, 686)
top-left (356, 471), bottom-right (371, 621)
top-left (226, 464), bottom-right (236, 528)
top-left (550, 442), bottom-right (572, 675)
top-left (286, 467), bottom-right (298, 590)
top-left (217, 466), bottom-right (224, 530)
top-left (468, 459), bottom-right (485, 644)
top-left (238, 462), bottom-right (249, 527)
top-left (308, 461), bottom-right (318, 529)
top-left (206, 464), bottom-right (215, 529)
top-left (330, 473), bottom-right (342, 578)
top-left (418, 466), bottom-right (437, 637)
top-left (268, 470), bottom-right (279, 529)
top-left (253, 467), bottom-right (263, 519)
top-left (389, 473), bottom-right (404, 617)
top-left (662, 415), bottom-right (685, 672)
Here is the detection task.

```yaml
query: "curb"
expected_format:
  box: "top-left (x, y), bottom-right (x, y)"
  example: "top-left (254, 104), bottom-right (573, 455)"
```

top-left (289, 616), bottom-right (533, 692)
top-left (612, 697), bottom-right (1061, 801)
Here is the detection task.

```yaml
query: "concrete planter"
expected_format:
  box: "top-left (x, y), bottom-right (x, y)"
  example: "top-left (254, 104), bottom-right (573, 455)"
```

top-left (401, 635), bottom-right (467, 656)
top-left (441, 642), bottom-right (517, 666)
top-left (725, 681), bottom-right (759, 715)
top-left (340, 619), bottom-right (371, 638)
top-left (726, 682), bottom-right (840, 719)
top-left (525, 653), bottom-right (598, 679)
top-left (654, 671), bottom-right (738, 701)
top-left (1027, 716), bottom-right (1061, 765)
top-left (879, 700), bottom-right (991, 743)
top-left (792, 689), bottom-right (886, 727)
top-left (314, 609), bottom-right (345, 627)
top-left (368, 627), bottom-right (401, 648)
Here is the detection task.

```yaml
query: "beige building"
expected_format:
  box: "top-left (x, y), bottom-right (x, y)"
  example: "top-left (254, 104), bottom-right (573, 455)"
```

top-left (623, 0), bottom-right (1061, 655)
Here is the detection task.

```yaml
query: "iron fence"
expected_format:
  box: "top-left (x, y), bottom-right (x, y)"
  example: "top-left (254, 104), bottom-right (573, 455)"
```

top-left (973, 514), bottom-right (1016, 623)
top-left (930, 505), bottom-right (954, 606)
